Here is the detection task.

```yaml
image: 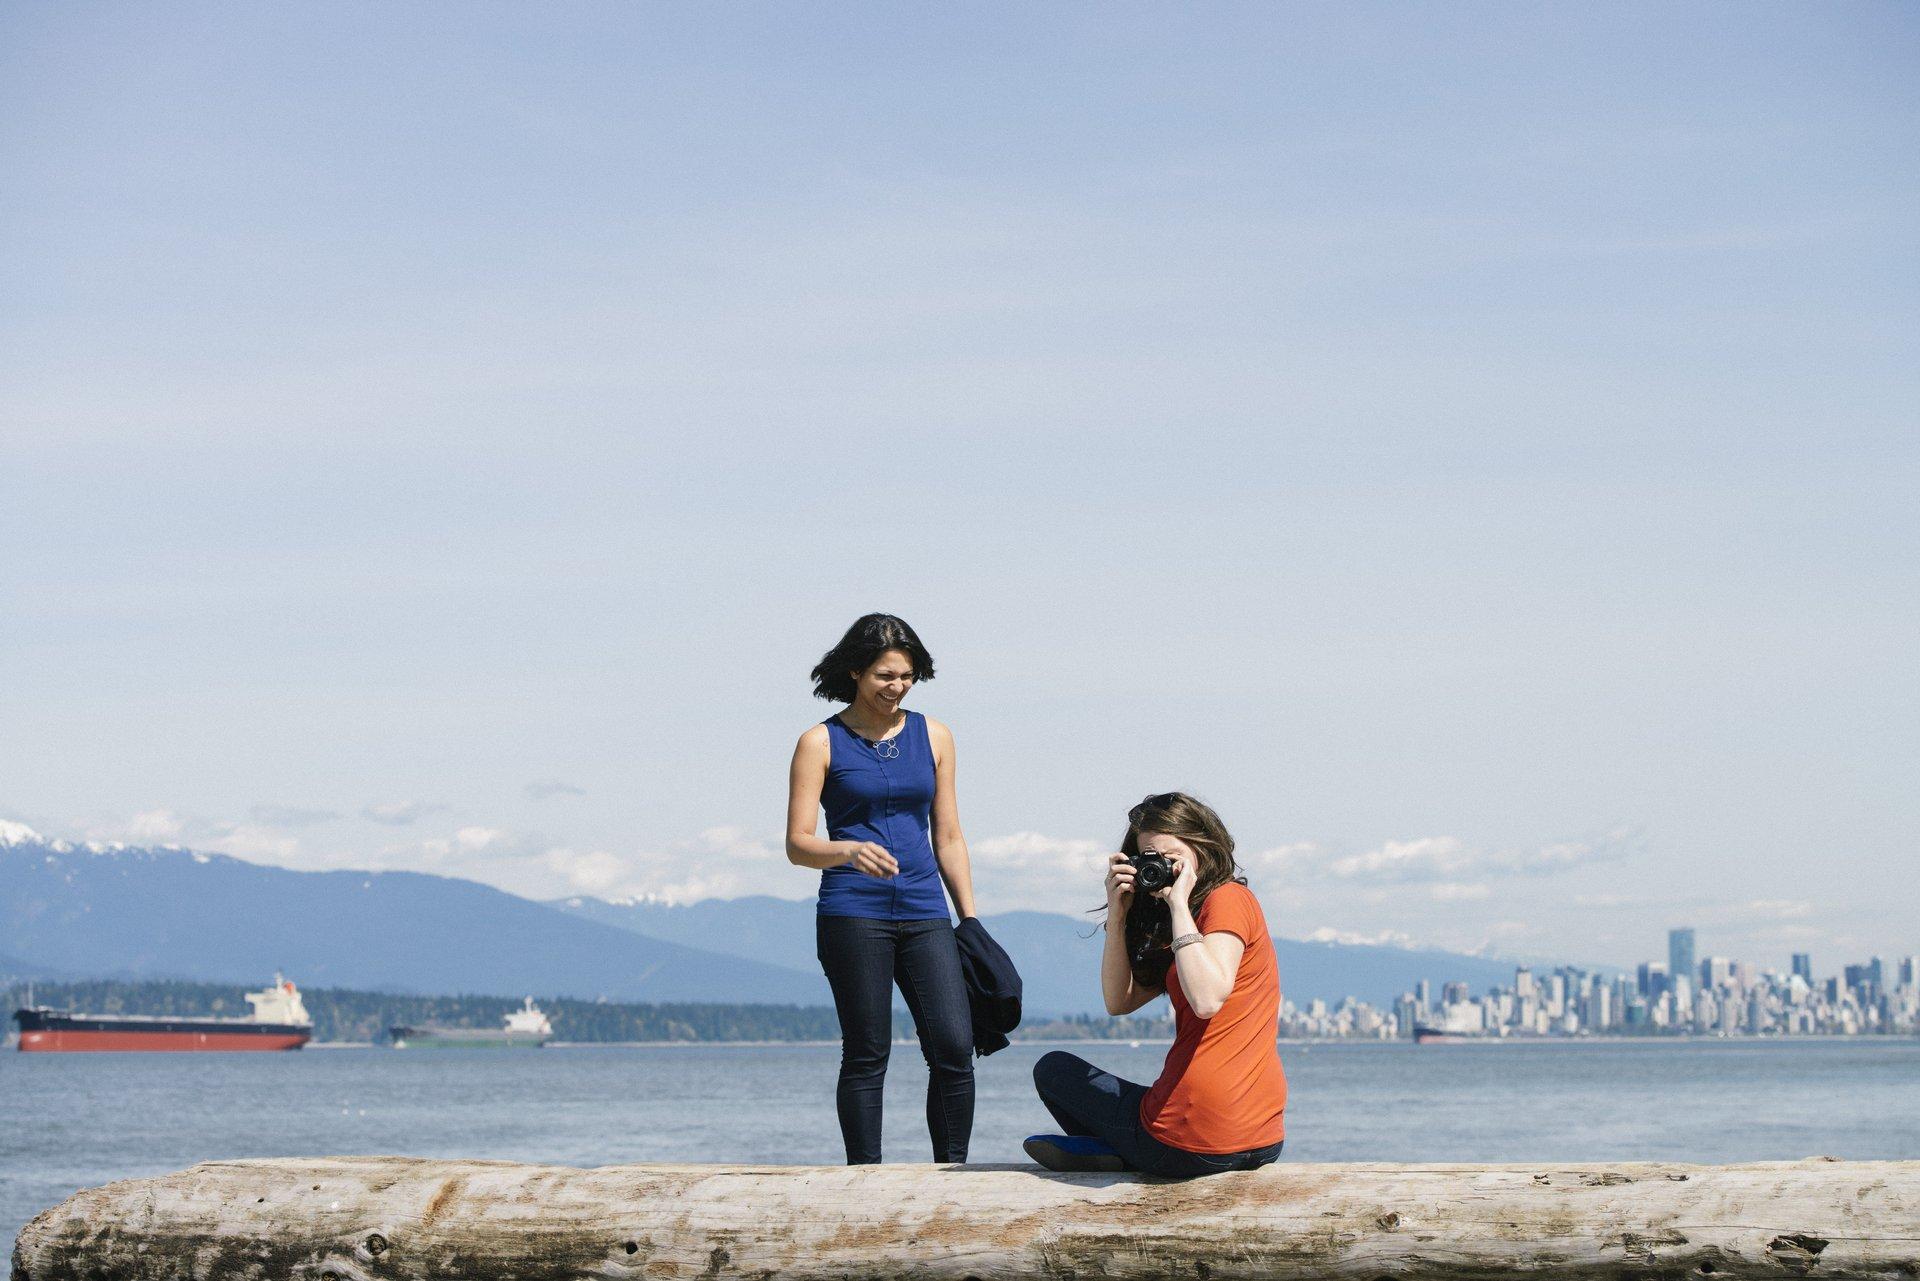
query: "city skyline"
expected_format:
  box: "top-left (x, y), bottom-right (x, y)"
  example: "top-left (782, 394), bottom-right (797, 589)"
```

top-left (1289, 922), bottom-right (1920, 1041)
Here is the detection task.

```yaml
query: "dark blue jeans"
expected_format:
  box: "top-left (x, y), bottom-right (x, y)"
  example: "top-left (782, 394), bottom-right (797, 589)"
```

top-left (1033, 1050), bottom-right (1282, 1178)
top-left (817, 914), bottom-right (975, 1164)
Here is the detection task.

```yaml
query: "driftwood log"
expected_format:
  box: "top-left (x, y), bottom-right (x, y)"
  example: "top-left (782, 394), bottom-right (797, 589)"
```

top-left (12, 1156), bottom-right (1919, 1281)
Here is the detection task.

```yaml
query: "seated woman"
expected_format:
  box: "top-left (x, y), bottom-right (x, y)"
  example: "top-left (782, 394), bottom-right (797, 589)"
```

top-left (1026, 792), bottom-right (1287, 1177)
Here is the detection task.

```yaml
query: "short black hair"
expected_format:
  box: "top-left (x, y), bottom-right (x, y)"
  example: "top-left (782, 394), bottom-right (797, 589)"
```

top-left (810, 614), bottom-right (936, 703)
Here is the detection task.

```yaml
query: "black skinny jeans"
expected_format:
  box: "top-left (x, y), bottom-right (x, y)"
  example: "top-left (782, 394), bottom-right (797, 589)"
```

top-left (1033, 1050), bottom-right (1282, 1178)
top-left (817, 914), bottom-right (975, 1164)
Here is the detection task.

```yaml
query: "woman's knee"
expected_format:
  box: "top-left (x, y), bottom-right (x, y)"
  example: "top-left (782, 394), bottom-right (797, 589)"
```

top-left (839, 1031), bottom-right (891, 1076)
top-left (1032, 1049), bottom-right (1082, 1091)
top-left (919, 1024), bottom-right (974, 1076)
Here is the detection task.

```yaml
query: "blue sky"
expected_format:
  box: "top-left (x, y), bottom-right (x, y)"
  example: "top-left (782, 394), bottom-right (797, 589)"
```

top-left (3, 4), bottom-right (1915, 971)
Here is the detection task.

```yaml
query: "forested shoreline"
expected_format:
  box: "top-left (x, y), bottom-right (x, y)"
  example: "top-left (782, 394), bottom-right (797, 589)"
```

top-left (2, 978), bottom-right (1171, 1044)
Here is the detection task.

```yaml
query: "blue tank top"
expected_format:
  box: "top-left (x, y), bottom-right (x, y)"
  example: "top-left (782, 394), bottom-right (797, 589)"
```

top-left (817, 710), bottom-right (950, 920)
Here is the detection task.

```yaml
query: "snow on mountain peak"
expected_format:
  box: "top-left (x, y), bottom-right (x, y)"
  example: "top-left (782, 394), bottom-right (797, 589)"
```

top-left (0, 820), bottom-right (44, 847)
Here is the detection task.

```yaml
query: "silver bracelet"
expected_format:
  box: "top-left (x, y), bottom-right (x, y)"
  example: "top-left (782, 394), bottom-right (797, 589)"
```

top-left (1170, 932), bottom-right (1205, 952)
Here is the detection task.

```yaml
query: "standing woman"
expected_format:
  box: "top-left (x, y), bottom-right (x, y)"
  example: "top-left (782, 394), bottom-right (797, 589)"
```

top-left (786, 613), bottom-right (979, 1164)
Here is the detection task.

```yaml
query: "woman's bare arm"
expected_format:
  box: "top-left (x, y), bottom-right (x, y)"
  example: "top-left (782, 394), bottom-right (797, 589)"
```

top-left (926, 718), bottom-right (977, 918)
top-left (1165, 891), bottom-right (1244, 1019)
top-left (1102, 922), bottom-right (1164, 1015)
top-left (785, 726), bottom-right (897, 875)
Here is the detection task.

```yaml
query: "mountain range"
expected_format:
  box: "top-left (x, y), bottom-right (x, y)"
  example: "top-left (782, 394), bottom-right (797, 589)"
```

top-left (1, 833), bottom-right (1523, 1014)
top-left (0, 837), bottom-right (827, 1004)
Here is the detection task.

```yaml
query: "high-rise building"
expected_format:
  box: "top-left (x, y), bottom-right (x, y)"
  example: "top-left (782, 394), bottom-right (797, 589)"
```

top-left (1394, 994), bottom-right (1421, 1037)
top-left (1792, 953), bottom-right (1813, 984)
top-left (1668, 928), bottom-right (1696, 996)
top-left (1638, 961), bottom-right (1669, 999)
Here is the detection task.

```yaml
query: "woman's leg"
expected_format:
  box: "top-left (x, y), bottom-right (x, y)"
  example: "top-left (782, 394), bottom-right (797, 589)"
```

top-left (893, 919), bottom-right (975, 1162)
top-left (1128, 1136), bottom-right (1286, 1180)
top-left (816, 915), bottom-right (896, 1165)
top-left (1031, 1051), bottom-right (1158, 1161)
top-left (1033, 1052), bottom-right (1287, 1178)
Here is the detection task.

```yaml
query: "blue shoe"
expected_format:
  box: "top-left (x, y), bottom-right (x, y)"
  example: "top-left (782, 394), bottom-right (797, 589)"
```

top-left (1024, 1134), bottom-right (1126, 1173)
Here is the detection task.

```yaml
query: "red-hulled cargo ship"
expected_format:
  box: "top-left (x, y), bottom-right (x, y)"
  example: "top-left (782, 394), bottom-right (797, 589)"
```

top-left (12, 976), bottom-right (312, 1052)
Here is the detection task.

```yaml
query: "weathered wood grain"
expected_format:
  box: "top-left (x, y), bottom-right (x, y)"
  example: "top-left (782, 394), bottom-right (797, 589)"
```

top-left (13, 1156), bottom-right (1918, 1281)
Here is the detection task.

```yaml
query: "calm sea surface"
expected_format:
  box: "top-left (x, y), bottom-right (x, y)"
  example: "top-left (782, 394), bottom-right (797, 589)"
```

top-left (6, 1038), bottom-right (1918, 1244)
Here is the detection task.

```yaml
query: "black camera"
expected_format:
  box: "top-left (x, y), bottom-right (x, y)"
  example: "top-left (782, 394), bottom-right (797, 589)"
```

top-left (1128, 851), bottom-right (1176, 893)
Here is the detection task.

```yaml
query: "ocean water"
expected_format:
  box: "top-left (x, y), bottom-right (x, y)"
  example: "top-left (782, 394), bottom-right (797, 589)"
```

top-left (6, 1038), bottom-right (1918, 1245)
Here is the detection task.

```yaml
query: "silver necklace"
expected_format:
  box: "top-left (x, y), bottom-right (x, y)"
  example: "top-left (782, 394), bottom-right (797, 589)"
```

top-left (847, 713), bottom-right (903, 759)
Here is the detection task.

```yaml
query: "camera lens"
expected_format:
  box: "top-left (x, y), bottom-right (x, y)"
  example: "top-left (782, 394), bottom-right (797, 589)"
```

top-left (1132, 852), bottom-right (1173, 891)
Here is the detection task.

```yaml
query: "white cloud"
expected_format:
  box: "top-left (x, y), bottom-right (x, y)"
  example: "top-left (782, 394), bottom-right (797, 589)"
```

top-left (127, 808), bottom-right (185, 841)
top-left (1327, 836), bottom-right (1473, 881)
top-left (358, 823), bottom-right (807, 906)
top-left (968, 831), bottom-right (1115, 915)
top-left (207, 823), bottom-right (300, 863)
top-left (971, 831), bottom-right (1110, 872)
top-left (1469, 921), bottom-right (1538, 955)
top-left (1429, 881), bottom-right (1492, 902)
top-left (83, 809), bottom-right (186, 845)
top-left (539, 847), bottom-right (633, 898)
top-left (1304, 926), bottom-right (1420, 949)
top-left (697, 824), bottom-right (778, 857)
top-left (1518, 840), bottom-right (1614, 873)
top-left (611, 826), bottom-right (791, 904)
top-left (1317, 830), bottom-right (1634, 884)
top-left (1240, 842), bottom-right (1321, 876)
top-left (406, 826), bottom-right (516, 870)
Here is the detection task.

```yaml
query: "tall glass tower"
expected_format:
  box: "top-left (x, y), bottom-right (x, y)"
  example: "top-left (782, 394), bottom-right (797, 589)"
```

top-left (1669, 927), bottom-right (1697, 991)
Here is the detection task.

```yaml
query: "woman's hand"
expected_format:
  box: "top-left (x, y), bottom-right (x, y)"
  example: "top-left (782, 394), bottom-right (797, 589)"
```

top-left (1154, 849), bottom-right (1198, 908)
top-left (1105, 852), bottom-right (1136, 909)
top-left (843, 842), bottom-right (899, 878)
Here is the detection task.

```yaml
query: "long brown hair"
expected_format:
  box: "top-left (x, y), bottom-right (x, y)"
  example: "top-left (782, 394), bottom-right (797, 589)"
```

top-left (1110, 791), bottom-right (1245, 989)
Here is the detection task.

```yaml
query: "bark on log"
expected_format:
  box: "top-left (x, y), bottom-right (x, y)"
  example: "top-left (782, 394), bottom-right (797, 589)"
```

top-left (12, 1156), bottom-right (1918, 1281)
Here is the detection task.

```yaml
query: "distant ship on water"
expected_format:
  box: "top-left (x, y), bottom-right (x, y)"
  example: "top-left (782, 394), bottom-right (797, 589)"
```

top-left (389, 997), bottom-right (553, 1049)
top-left (12, 976), bottom-right (312, 1052)
top-left (1413, 1023), bottom-right (1484, 1045)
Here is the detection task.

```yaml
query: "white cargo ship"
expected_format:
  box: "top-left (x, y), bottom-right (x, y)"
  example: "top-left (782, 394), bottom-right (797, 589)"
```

top-left (389, 997), bottom-right (552, 1049)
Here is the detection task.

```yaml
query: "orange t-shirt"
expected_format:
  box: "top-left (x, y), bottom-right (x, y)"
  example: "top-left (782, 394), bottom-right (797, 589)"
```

top-left (1139, 881), bottom-right (1288, 1152)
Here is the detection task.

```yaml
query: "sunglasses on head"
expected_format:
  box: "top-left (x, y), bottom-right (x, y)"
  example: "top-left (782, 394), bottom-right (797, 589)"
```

top-left (1128, 792), bottom-right (1183, 824)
